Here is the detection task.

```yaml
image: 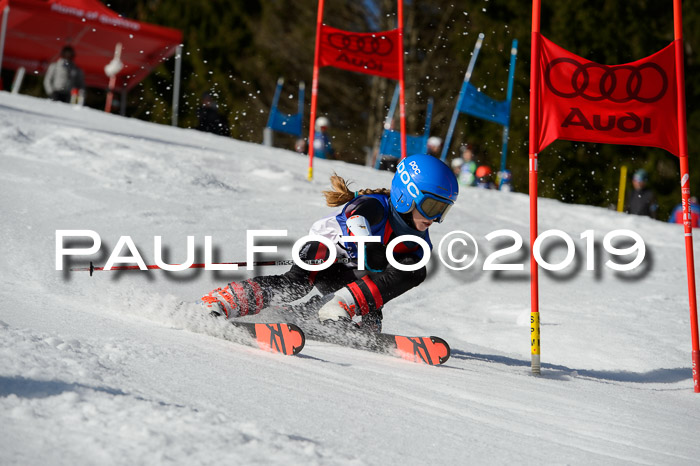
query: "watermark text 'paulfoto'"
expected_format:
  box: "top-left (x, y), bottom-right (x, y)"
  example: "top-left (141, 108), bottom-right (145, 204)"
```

top-left (56, 229), bottom-right (646, 273)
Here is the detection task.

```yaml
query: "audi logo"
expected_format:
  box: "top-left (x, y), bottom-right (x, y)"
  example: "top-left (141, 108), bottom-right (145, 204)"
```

top-left (327, 32), bottom-right (394, 56)
top-left (544, 58), bottom-right (668, 103)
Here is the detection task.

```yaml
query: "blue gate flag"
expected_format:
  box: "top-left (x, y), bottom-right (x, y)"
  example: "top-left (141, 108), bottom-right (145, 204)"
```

top-left (375, 92), bottom-right (433, 168)
top-left (266, 78), bottom-right (304, 138)
top-left (459, 82), bottom-right (510, 127)
top-left (379, 130), bottom-right (430, 159)
top-left (440, 35), bottom-right (518, 173)
top-left (268, 109), bottom-right (302, 137)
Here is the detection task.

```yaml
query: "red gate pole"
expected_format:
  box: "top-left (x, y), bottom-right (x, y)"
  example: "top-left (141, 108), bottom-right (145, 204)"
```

top-left (673, 0), bottom-right (700, 393)
top-left (529, 0), bottom-right (542, 375)
top-left (307, 0), bottom-right (325, 181)
top-left (397, 0), bottom-right (407, 160)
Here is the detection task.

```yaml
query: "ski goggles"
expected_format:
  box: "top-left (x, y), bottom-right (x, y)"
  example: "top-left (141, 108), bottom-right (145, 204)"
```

top-left (414, 192), bottom-right (454, 223)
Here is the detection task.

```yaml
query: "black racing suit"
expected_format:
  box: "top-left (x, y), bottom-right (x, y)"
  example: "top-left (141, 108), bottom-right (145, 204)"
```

top-left (229, 195), bottom-right (428, 322)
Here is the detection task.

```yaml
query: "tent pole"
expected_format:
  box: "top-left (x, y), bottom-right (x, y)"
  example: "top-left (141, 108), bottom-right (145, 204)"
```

top-left (0, 5), bottom-right (10, 80)
top-left (171, 44), bottom-right (183, 126)
top-left (105, 76), bottom-right (116, 112)
top-left (11, 66), bottom-right (24, 93)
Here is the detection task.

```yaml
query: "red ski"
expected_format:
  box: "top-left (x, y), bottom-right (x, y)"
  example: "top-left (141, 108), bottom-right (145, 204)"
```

top-left (303, 326), bottom-right (451, 365)
top-left (229, 321), bottom-right (305, 356)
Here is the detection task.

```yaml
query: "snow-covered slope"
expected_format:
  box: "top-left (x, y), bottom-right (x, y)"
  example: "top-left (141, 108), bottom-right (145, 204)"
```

top-left (1, 92), bottom-right (699, 465)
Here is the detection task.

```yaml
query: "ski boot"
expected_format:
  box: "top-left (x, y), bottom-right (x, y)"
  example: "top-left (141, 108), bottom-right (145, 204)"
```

top-left (199, 286), bottom-right (240, 318)
top-left (198, 280), bottom-right (265, 318)
top-left (317, 287), bottom-right (357, 323)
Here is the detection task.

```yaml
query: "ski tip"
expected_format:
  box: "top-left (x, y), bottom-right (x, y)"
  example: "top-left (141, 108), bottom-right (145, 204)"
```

top-left (286, 323), bottom-right (305, 355)
top-left (430, 336), bottom-right (451, 364)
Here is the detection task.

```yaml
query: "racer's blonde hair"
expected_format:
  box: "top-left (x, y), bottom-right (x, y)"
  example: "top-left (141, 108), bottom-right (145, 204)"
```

top-left (322, 173), bottom-right (390, 207)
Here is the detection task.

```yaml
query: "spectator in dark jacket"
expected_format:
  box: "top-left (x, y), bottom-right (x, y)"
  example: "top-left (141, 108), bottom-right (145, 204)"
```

top-left (43, 45), bottom-right (85, 103)
top-left (197, 92), bottom-right (229, 136)
top-left (625, 169), bottom-right (658, 219)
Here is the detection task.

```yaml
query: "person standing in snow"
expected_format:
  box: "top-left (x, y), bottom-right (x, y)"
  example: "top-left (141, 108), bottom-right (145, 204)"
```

top-left (426, 136), bottom-right (443, 158)
top-left (313, 116), bottom-right (335, 159)
top-left (625, 169), bottom-right (658, 219)
top-left (43, 45), bottom-right (85, 104)
top-left (475, 165), bottom-right (496, 189)
top-left (451, 157), bottom-right (465, 178)
top-left (497, 169), bottom-right (513, 192)
top-left (457, 144), bottom-right (477, 187)
top-left (294, 138), bottom-right (308, 154)
top-left (199, 154), bottom-right (459, 332)
top-left (668, 196), bottom-right (700, 227)
top-left (197, 92), bottom-right (230, 136)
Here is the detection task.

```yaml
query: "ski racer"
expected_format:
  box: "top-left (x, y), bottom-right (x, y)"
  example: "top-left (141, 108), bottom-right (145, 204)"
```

top-left (199, 154), bottom-right (459, 332)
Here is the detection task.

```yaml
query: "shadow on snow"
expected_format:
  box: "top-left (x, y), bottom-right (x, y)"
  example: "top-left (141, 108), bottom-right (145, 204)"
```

top-left (450, 348), bottom-right (692, 385)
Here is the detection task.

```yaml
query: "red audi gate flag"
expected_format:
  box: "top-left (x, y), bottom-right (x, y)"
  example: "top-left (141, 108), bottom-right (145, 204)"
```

top-left (534, 35), bottom-right (679, 156)
top-left (319, 25), bottom-right (401, 80)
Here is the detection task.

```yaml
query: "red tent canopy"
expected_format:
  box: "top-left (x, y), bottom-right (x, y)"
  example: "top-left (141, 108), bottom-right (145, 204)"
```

top-left (0, 0), bottom-right (182, 91)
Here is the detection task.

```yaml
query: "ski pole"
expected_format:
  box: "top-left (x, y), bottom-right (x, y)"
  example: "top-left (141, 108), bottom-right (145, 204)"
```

top-left (71, 258), bottom-right (353, 276)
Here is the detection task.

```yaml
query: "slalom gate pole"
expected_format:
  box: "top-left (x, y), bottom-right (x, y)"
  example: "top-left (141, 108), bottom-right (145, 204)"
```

top-left (71, 258), bottom-right (353, 277)
top-left (171, 45), bottom-right (182, 127)
top-left (673, 0), bottom-right (700, 393)
top-left (385, 85), bottom-right (400, 130)
top-left (0, 6), bottom-right (9, 77)
top-left (616, 165), bottom-right (627, 212)
top-left (307, 0), bottom-right (325, 181)
top-left (374, 86), bottom-right (401, 170)
top-left (529, 0), bottom-right (542, 375)
top-left (298, 81), bottom-right (305, 128)
top-left (499, 39), bottom-right (518, 173)
top-left (440, 33), bottom-right (484, 162)
top-left (266, 77), bottom-right (284, 128)
top-left (397, 0), bottom-right (407, 160)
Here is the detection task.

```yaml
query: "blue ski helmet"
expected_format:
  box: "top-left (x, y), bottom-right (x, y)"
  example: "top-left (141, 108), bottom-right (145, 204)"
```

top-left (391, 154), bottom-right (459, 223)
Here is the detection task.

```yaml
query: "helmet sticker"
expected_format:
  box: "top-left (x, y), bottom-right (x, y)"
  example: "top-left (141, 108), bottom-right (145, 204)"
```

top-left (397, 160), bottom-right (420, 198)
